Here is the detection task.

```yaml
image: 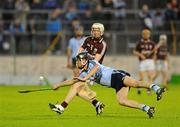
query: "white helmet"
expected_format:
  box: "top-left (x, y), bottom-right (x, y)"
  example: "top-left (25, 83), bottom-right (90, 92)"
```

top-left (159, 34), bottom-right (167, 45)
top-left (159, 34), bottom-right (167, 41)
top-left (91, 23), bottom-right (104, 36)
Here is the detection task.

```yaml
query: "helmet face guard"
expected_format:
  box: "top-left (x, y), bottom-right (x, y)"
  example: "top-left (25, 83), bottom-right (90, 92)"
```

top-left (76, 52), bottom-right (89, 69)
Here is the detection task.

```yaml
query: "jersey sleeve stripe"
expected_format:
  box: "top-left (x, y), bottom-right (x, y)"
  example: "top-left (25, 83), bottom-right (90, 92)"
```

top-left (101, 41), bottom-right (107, 55)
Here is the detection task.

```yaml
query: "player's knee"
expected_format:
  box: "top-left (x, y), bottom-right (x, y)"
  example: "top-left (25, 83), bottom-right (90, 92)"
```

top-left (71, 84), bottom-right (79, 89)
top-left (84, 90), bottom-right (96, 100)
top-left (118, 96), bottom-right (128, 106)
top-left (130, 80), bottom-right (139, 87)
top-left (89, 91), bottom-right (96, 101)
top-left (77, 86), bottom-right (96, 100)
top-left (72, 83), bottom-right (83, 92)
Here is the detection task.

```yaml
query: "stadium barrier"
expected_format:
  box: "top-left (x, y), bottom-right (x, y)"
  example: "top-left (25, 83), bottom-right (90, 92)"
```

top-left (0, 55), bottom-right (179, 85)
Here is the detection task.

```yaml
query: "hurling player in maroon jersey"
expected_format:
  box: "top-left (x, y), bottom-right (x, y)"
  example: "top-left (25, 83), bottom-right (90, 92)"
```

top-left (133, 29), bottom-right (156, 94)
top-left (155, 34), bottom-right (169, 89)
top-left (78, 23), bottom-right (107, 64)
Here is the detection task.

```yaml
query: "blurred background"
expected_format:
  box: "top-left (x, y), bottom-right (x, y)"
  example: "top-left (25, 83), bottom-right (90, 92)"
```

top-left (0, 0), bottom-right (180, 85)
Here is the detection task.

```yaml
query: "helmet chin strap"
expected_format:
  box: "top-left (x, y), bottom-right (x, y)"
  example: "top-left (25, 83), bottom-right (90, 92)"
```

top-left (79, 59), bottom-right (88, 70)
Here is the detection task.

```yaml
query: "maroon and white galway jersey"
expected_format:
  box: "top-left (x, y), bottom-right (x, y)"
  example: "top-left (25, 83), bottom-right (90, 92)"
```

top-left (81, 36), bottom-right (107, 64)
top-left (156, 44), bottom-right (168, 60)
top-left (135, 39), bottom-right (155, 61)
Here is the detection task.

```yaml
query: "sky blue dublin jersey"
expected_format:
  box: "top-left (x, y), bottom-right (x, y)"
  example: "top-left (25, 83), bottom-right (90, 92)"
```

top-left (79, 60), bottom-right (114, 87)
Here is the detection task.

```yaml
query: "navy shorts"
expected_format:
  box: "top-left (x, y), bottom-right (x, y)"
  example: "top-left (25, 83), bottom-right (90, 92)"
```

top-left (111, 70), bottom-right (131, 93)
top-left (72, 57), bottom-right (77, 68)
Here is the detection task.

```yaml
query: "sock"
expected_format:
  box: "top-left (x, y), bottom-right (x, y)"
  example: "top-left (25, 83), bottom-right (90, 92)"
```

top-left (56, 104), bottom-right (64, 111)
top-left (140, 104), bottom-right (150, 112)
top-left (61, 101), bottom-right (68, 108)
top-left (150, 84), bottom-right (160, 93)
top-left (92, 99), bottom-right (99, 107)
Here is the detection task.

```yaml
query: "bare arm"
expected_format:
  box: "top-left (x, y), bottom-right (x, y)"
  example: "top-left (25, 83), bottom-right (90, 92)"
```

top-left (94, 53), bottom-right (103, 62)
top-left (75, 64), bottom-right (100, 81)
top-left (133, 50), bottom-right (141, 57)
top-left (53, 79), bottom-right (79, 90)
top-left (153, 42), bottom-right (162, 54)
top-left (77, 46), bottom-right (84, 54)
top-left (133, 50), bottom-right (145, 60)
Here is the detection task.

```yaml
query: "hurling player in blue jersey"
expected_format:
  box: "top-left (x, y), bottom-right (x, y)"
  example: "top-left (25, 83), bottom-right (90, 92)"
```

top-left (49, 23), bottom-right (107, 116)
top-left (74, 52), bottom-right (166, 118)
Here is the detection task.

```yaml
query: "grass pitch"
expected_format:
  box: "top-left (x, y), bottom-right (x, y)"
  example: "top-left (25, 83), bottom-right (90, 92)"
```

top-left (0, 84), bottom-right (180, 127)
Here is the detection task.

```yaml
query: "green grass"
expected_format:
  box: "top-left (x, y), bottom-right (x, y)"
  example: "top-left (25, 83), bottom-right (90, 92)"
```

top-left (0, 84), bottom-right (180, 127)
top-left (171, 75), bottom-right (180, 84)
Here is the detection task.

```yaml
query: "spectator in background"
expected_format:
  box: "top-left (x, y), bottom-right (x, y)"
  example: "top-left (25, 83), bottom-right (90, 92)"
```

top-left (27, 16), bottom-right (37, 54)
top-left (9, 18), bottom-right (25, 33)
top-left (65, 2), bottom-right (78, 21)
top-left (81, 8), bottom-right (93, 31)
top-left (63, 0), bottom-right (76, 12)
top-left (152, 8), bottom-right (164, 31)
top-left (101, 0), bottom-right (114, 30)
top-left (43, 0), bottom-right (58, 9)
top-left (92, 4), bottom-right (104, 22)
top-left (30, 0), bottom-right (47, 33)
top-left (2, 0), bottom-right (15, 31)
top-left (15, 0), bottom-right (30, 30)
top-left (47, 9), bottom-right (62, 34)
top-left (77, 0), bottom-right (90, 11)
top-left (29, 0), bottom-right (44, 31)
top-left (112, 0), bottom-right (126, 31)
top-left (171, 0), bottom-right (179, 18)
top-left (164, 2), bottom-right (176, 31)
top-left (139, 4), bottom-right (153, 30)
top-left (46, 8), bottom-right (62, 54)
top-left (30, 0), bottom-right (43, 9)
top-left (27, 17), bottom-right (37, 36)
top-left (89, 0), bottom-right (101, 9)
top-left (9, 18), bottom-right (25, 54)
top-left (64, 2), bottom-right (79, 37)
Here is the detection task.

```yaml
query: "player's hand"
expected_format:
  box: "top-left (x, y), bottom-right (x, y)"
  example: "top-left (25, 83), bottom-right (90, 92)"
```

top-left (88, 54), bottom-right (95, 60)
top-left (140, 54), bottom-right (146, 60)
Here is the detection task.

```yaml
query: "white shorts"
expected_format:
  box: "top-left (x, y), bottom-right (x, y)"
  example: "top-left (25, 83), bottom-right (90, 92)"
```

top-left (139, 59), bottom-right (155, 71)
top-left (156, 60), bottom-right (168, 71)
